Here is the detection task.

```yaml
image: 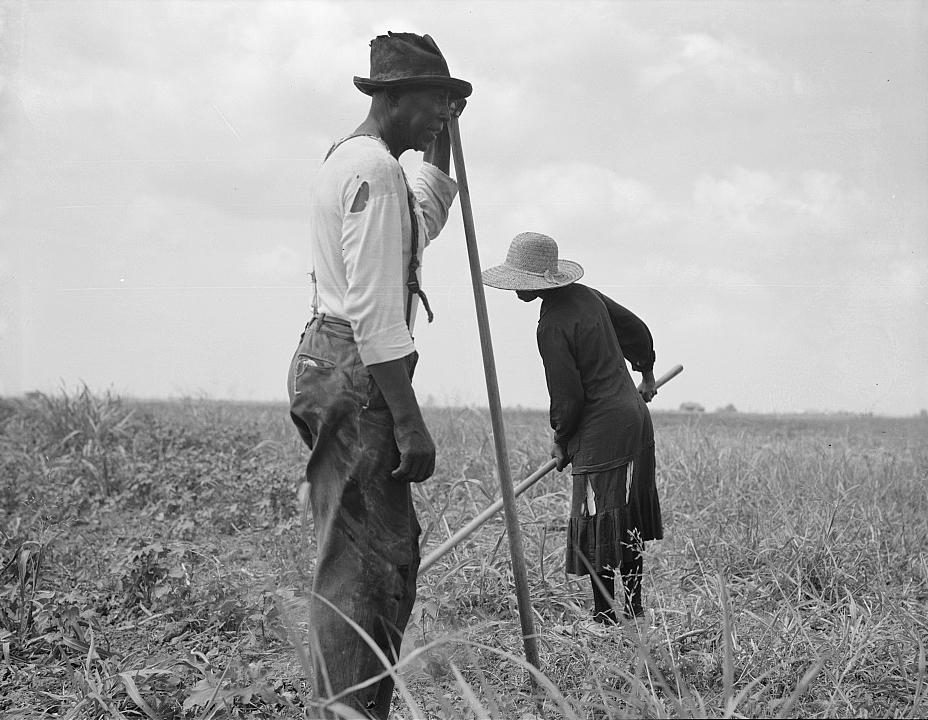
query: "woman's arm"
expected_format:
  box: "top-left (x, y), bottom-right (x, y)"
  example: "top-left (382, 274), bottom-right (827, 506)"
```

top-left (537, 323), bottom-right (583, 462)
top-left (594, 289), bottom-right (655, 373)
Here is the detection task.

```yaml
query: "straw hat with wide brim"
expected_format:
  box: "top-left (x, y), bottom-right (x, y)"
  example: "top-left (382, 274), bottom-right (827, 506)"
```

top-left (482, 232), bottom-right (584, 291)
top-left (354, 32), bottom-right (473, 99)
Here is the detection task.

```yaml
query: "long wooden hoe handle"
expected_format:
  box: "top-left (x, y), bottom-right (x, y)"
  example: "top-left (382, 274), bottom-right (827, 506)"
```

top-left (420, 364), bottom-right (684, 573)
top-left (447, 115), bottom-right (541, 672)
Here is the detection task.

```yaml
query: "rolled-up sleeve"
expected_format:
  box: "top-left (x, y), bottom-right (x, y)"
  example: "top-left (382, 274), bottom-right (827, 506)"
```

top-left (537, 323), bottom-right (584, 446)
top-left (341, 160), bottom-right (415, 366)
top-left (413, 163), bottom-right (458, 245)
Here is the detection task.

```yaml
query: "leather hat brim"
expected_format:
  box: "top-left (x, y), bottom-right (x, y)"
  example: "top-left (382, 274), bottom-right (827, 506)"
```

top-left (354, 75), bottom-right (473, 99)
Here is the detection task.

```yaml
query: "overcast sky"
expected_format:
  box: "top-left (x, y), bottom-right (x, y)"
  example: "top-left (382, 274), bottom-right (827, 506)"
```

top-left (1, 0), bottom-right (926, 415)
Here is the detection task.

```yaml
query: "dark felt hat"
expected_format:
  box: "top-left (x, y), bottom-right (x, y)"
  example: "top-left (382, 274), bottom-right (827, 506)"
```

top-left (353, 32), bottom-right (472, 99)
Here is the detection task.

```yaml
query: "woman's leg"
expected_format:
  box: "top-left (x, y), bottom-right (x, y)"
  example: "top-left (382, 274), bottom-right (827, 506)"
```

top-left (590, 569), bottom-right (618, 624)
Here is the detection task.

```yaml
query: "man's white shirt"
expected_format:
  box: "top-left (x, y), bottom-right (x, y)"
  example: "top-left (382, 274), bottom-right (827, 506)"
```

top-left (309, 136), bottom-right (458, 365)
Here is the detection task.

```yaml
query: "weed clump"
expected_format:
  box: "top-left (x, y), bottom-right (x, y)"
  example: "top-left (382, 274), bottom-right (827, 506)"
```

top-left (1, 392), bottom-right (926, 717)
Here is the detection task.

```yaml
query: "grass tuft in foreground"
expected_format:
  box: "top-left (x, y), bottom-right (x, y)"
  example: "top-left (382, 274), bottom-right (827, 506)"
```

top-left (1, 389), bottom-right (926, 717)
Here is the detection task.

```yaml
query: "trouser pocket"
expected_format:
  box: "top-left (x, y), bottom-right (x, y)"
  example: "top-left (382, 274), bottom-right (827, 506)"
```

top-left (291, 351), bottom-right (335, 396)
top-left (288, 325), bottom-right (361, 443)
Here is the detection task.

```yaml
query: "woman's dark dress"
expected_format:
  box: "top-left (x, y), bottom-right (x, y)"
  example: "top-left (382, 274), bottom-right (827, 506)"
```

top-left (535, 283), bottom-right (662, 576)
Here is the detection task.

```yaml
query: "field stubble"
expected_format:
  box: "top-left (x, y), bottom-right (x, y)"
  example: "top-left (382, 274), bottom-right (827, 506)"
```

top-left (0, 389), bottom-right (926, 718)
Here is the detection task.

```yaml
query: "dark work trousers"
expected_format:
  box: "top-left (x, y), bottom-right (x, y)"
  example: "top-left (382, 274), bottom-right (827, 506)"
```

top-left (287, 316), bottom-right (420, 719)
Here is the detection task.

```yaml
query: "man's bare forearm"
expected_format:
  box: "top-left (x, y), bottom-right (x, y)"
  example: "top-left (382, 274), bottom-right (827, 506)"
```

top-left (367, 358), bottom-right (424, 424)
top-left (423, 128), bottom-right (451, 174)
top-left (367, 357), bottom-right (435, 482)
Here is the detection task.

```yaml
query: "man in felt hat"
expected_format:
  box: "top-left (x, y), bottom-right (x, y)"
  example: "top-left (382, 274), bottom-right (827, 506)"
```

top-left (286, 32), bottom-right (471, 718)
top-left (483, 232), bottom-right (663, 629)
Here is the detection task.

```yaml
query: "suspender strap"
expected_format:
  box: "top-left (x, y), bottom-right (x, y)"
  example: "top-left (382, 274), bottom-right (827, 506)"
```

top-left (404, 183), bottom-right (434, 326)
top-left (323, 133), bottom-right (379, 161)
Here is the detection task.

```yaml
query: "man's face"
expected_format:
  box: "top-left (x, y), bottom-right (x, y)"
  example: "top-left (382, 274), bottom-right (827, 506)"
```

top-left (393, 87), bottom-right (452, 152)
top-left (516, 290), bottom-right (540, 302)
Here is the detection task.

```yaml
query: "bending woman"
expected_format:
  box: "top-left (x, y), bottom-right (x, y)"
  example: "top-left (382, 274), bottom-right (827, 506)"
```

top-left (482, 232), bottom-right (662, 624)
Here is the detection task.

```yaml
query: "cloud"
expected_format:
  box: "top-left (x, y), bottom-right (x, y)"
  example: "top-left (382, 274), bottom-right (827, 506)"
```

top-left (467, 157), bottom-right (890, 296)
top-left (9, 1), bottom-right (368, 163)
top-left (691, 166), bottom-right (868, 239)
top-left (484, 161), bottom-right (667, 237)
top-left (638, 32), bottom-right (785, 105)
top-left (637, 256), bottom-right (761, 289)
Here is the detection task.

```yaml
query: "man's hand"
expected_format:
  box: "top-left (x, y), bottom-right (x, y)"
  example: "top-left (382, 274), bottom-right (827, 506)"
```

top-left (450, 97), bottom-right (466, 117)
top-left (637, 370), bottom-right (657, 403)
top-left (392, 417), bottom-right (436, 483)
top-left (368, 357), bottom-right (436, 484)
top-left (550, 441), bottom-right (569, 472)
top-left (424, 97), bottom-right (466, 172)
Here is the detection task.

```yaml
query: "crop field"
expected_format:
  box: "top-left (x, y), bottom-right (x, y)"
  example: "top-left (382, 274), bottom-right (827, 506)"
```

top-left (1, 389), bottom-right (926, 718)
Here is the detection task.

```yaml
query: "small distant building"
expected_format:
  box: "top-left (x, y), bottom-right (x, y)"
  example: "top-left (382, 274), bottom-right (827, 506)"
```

top-left (679, 402), bottom-right (705, 413)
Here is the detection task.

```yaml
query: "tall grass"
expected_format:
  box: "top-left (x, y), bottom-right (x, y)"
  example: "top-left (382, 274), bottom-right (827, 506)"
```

top-left (399, 410), bottom-right (928, 718)
top-left (0, 390), bottom-right (925, 717)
